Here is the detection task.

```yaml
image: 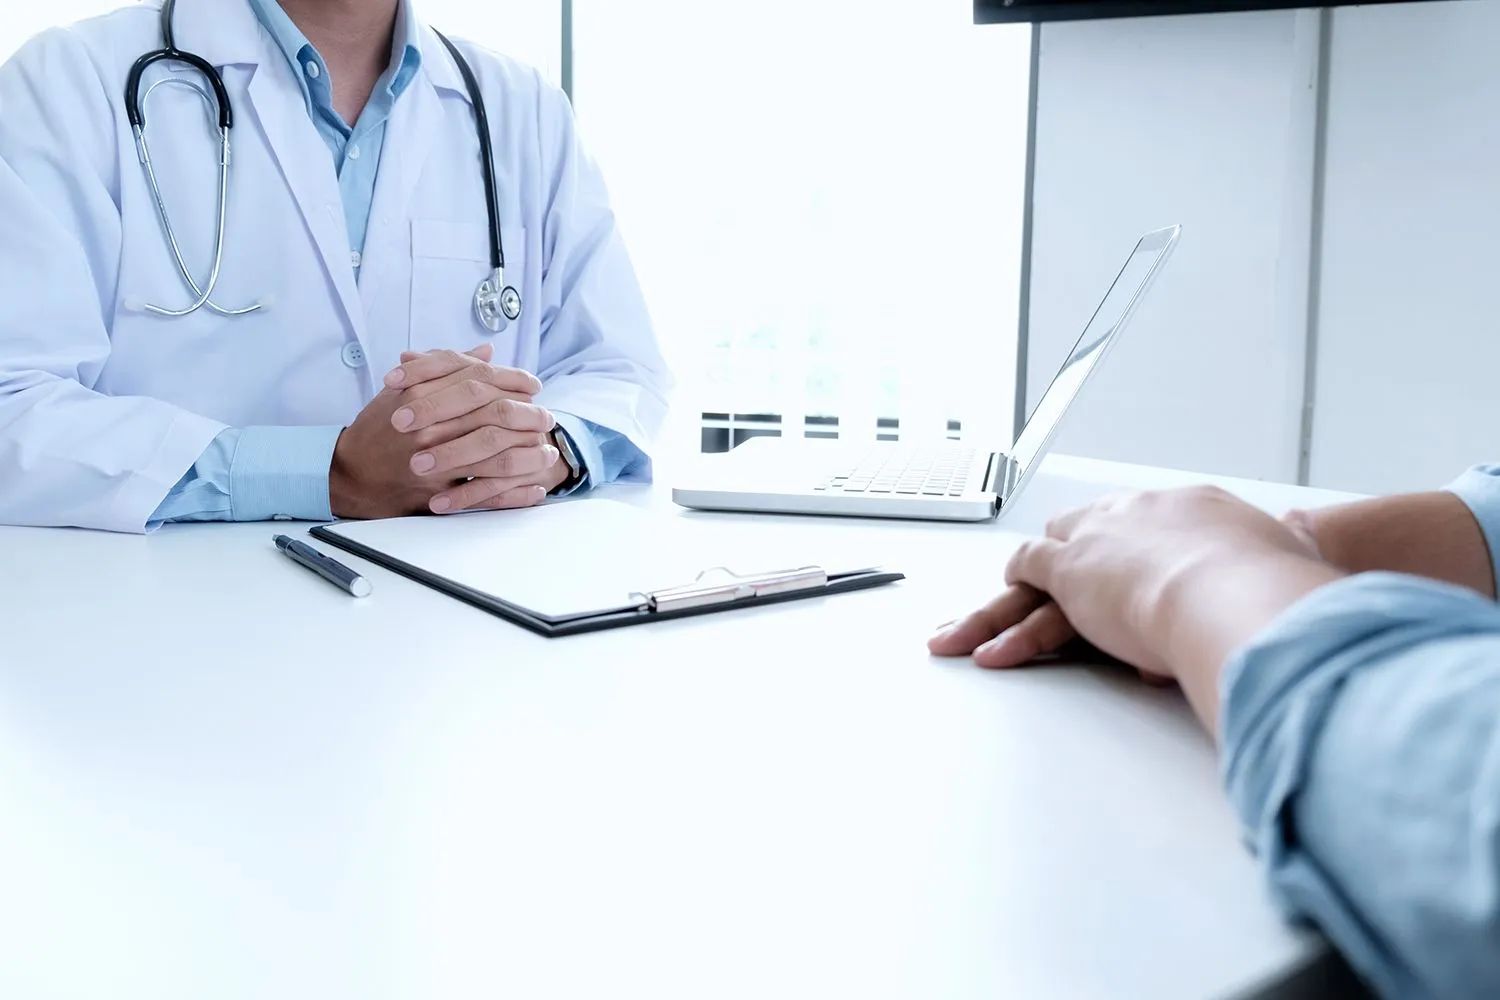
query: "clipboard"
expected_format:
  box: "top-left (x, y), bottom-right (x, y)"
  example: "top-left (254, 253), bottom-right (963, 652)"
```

top-left (309, 501), bottom-right (903, 638)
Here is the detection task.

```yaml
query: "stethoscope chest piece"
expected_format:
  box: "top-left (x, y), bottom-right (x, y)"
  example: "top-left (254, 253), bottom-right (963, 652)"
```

top-left (475, 269), bottom-right (522, 333)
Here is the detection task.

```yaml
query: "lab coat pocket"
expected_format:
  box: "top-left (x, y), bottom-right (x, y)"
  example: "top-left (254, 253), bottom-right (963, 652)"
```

top-left (409, 219), bottom-right (525, 357)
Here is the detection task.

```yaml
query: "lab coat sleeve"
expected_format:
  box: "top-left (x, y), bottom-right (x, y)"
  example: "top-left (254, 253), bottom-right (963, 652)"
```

top-left (529, 85), bottom-right (672, 486)
top-left (0, 29), bottom-right (225, 532)
top-left (1221, 572), bottom-right (1500, 998)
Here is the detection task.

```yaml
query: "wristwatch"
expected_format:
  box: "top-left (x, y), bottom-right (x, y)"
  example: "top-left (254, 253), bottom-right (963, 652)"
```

top-left (551, 426), bottom-right (586, 495)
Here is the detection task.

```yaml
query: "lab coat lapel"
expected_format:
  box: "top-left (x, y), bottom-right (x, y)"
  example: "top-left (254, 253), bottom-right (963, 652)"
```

top-left (360, 76), bottom-right (442, 300)
top-left (244, 60), bottom-right (367, 344)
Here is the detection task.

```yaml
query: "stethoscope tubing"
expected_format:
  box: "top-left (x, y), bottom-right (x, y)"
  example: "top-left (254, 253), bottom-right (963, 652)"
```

top-left (123, 0), bottom-right (519, 328)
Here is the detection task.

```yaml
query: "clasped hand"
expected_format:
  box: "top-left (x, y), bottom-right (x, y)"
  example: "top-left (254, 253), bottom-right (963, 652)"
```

top-left (330, 344), bottom-right (567, 519)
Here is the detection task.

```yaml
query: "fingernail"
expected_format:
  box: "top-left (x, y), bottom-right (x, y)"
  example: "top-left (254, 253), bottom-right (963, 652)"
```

top-left (411, 452), bottom-right (436, 474)
top-left (543, 445), bottom-right (558, 463)
top-left (976, 633), bottom-right (1014, 658)
top-left (930, 623), bottom-right (958, 642)
top-left (392, 408), bottom-right (414, 430)
top-left (384, 368), bottom-right (406, 387)
top-left (532, 486), bottom-right (547, 501)
top-left (431, 496), bottom-right (452, 513)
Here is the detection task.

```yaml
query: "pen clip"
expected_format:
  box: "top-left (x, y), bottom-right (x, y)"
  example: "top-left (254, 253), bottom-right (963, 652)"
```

top-left (634, 566), bottom-right (829, 613)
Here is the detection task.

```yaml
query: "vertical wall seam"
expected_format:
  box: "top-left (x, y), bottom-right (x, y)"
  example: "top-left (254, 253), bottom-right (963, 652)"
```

top-left (1014, 24), bottom-right (1042, 441)
top-left (1297, 7), bottom-right (1332, 486)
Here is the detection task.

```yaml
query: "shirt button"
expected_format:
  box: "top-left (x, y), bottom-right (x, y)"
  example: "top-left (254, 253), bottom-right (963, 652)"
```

top-left (341, 342), bottom-right (367, 369)
top-left (350, 251), bottom-right (362, 268)
top-left (347, 143), bottom-right (362, 160)
top-left (305, 61), bottom-right (321, 79)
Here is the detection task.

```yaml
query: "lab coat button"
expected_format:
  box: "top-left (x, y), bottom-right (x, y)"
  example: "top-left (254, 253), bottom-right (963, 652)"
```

top-left (341, 343), bottom-right (366, 369)
top-left (347, 143), bottom-right (361, 160)
top-left (304, 61), bottom-right (321, 79)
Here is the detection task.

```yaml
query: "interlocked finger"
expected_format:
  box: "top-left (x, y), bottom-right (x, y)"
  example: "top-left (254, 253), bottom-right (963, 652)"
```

top-left (410, 425), bottom-right (553, 478)
top-left (431, 476), bottom-right (549, 514)
top-left (393, 378), bottom-right (536, 433)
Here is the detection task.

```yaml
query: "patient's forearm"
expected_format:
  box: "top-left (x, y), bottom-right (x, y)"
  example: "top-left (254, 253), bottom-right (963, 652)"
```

top-left (1156, 551), bottom-right (1345, 741)
top-left (1304, 492), bottom-right (1494, 598)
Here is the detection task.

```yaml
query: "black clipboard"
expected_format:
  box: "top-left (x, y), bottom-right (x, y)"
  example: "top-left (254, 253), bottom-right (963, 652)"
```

top-left (310, 524), bottom-right (904, 638)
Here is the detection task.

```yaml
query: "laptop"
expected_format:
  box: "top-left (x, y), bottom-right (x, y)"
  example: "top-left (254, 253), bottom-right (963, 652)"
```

top-left (672, 224), bottom-right (1181, 522)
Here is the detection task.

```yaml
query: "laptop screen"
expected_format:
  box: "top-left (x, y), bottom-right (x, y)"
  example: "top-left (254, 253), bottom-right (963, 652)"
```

top-left (1004, 226), bottom-right (1180, 497)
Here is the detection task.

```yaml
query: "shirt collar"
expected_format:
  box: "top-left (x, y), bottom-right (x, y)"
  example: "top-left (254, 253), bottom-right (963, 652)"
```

top-left (385, 1), bottom-right (424, 100)
top-left (246, 0), bottom-right (423, 110)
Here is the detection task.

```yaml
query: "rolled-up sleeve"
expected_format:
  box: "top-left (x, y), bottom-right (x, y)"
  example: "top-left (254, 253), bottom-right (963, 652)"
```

top-left (1220, 572), bottom-right (1500, 998)
top-left (1445, 465), bottom-right (1500, 594)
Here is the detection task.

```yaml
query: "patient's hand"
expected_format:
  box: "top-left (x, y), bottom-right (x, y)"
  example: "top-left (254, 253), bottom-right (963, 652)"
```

top-left (928, 584), bottom-right (1079, 670)
top-left (932, 486), bottom-right (1339, 736)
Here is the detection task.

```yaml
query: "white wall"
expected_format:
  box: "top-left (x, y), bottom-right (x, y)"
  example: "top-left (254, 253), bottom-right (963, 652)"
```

top-left (1027, 9), bottom-right (1321, 484)
top-left (1310, 0), bottom-right (1500, 494)
top-left (1026, 0), bottom-right (1499, 493)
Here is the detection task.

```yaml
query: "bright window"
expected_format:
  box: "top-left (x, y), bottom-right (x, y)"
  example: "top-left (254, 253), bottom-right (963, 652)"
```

top-left (573, 0), bottom-right (1031, 457)
top-left (420, 0), bottom-right (561, 86)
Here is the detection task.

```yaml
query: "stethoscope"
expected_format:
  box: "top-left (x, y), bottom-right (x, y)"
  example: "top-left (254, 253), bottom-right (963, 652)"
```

top-left (124, 0), bottom-right (523, 333)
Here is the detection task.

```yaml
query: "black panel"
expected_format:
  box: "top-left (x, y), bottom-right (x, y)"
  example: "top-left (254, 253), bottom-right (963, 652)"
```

top-left (977, 0), bottom-right (1427, 24)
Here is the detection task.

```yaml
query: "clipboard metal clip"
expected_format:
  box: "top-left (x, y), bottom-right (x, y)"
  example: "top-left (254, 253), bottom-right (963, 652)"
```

top-left (635, 566), bottom-right (829, 613)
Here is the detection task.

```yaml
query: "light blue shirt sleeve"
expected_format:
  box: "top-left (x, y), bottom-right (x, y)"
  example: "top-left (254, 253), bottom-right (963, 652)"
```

top-left (551, 411), bottom-right (650, 497)
top-left (1220, 571), bottom-right (1500, 999)
top-left (149, 426), bottom-right (341, 526)
top-left (1446, 465), bottom-right (1500, 592)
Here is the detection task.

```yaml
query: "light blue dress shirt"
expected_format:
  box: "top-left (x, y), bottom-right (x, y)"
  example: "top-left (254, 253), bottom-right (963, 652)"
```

top-left (151, 0), bottom-right (639, 525)
top-left (1220, 465), bottom-right (1500, 998)
top-left (248, 0), bottom-right (420, 259)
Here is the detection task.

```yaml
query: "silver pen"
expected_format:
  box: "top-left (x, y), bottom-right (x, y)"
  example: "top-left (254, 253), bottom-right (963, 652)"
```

top-left (273, 535), bottom-right (373, 598)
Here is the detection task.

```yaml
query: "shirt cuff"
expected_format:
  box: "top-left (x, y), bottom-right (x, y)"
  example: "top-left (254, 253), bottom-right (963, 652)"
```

top-left (228, 425), bottom-right (341, 522)
top-left (551, 411), bottom-right (602, 498)
top-left (1219, 571), bottom-right (1495, 865)
top-left (1444, 465), bottom-right (1500, 593)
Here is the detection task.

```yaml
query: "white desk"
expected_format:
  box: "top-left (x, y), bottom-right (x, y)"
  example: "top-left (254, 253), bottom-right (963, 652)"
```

top-left (0, 456), bottom-right (1356, 1000)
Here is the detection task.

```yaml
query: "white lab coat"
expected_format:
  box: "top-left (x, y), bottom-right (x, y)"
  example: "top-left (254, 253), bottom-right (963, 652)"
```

top-left (0, 0), bottom-right (670, 532)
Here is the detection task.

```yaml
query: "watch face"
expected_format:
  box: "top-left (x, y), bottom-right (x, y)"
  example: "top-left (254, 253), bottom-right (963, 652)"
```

top-left (555, 430), bottom-right (583, 483)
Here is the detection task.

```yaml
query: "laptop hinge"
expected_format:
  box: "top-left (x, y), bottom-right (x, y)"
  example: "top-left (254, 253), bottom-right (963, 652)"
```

top-left (985, 453), bottom-right (1018, 501)
top-left (982, 452), bottom-right (1003, 497)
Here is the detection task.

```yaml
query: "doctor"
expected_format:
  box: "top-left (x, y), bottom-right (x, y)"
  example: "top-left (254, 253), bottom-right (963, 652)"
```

top-left (0, 0), bottom-right (671, 532)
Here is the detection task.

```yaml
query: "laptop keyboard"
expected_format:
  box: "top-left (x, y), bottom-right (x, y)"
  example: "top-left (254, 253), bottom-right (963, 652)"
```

top-left (816, 448), bottom-right (979, 497)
